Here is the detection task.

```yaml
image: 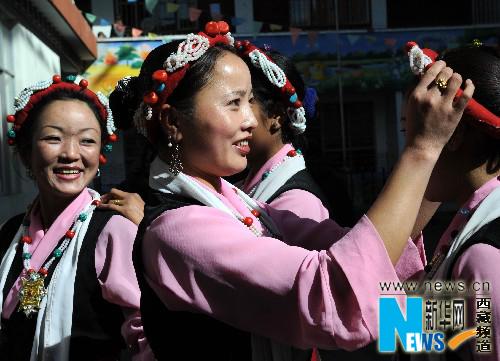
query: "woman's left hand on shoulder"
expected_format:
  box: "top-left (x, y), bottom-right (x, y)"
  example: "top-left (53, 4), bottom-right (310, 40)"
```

top-left (99, 188), bottom-right (145, 226)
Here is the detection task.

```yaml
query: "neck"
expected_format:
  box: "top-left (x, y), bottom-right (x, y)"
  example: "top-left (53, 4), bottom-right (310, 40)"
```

top-left (455, 166), bottom-right (500, 205)
top-left (37, 191), bottom-right (81, 230)
top-left (247, 140), bottom-right (287, 182)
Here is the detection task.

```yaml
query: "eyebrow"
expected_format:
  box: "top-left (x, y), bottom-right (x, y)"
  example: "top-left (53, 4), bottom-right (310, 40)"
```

top-left (41, 125), bottom-right (99, 133)
top-left (227, 90), bottom-right (247, 97)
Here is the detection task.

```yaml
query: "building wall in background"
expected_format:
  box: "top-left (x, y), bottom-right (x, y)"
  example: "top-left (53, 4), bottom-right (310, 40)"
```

top-left (0, 22), bottom-right (60, 223)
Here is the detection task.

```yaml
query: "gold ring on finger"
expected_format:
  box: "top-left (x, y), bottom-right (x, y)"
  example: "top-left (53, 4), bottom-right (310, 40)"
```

top-left (110, 199), bottom-right (124, 206)
top-left (435, 78), bottom-right (448, 91)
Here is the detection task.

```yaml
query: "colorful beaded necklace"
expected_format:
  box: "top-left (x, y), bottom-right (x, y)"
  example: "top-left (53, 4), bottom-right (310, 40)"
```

top-left (17, 193), bottom-right (101, 317)
top-left (248, 148), bottom-right (302, 197)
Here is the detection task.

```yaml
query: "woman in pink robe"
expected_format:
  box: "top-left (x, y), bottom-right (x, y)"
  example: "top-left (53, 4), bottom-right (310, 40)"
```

top-left (109, 23), bottom-right (473, 360)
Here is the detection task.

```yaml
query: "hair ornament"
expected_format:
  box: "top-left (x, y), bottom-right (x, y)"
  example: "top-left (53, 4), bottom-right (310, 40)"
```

top-left (236, 40), bottom-right (307, 134)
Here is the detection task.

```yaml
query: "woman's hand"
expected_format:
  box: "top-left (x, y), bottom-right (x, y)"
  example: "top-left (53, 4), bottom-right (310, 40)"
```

top-left (404, 60), bottom-right (475, 159)
top-left (99, 188), bottom-right (145, 226)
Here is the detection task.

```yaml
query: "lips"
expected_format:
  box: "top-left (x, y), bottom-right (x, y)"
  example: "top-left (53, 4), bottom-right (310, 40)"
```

top-left (234, 139), bottom-right (250, 156)
top-left (53, 167), bottom-right (83, 180)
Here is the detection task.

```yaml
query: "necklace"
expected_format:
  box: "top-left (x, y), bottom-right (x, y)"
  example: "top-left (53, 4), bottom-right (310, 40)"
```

top-left (17, 192), bottom-right (101, 317)
top-left (248, 148), bottom-right (302, 197)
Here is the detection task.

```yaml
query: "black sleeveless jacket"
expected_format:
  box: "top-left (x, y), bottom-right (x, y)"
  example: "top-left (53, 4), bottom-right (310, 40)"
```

top-left (133, 191), bottom-right (252, 361)
top-left (0, 209), bottom-right (125, 361)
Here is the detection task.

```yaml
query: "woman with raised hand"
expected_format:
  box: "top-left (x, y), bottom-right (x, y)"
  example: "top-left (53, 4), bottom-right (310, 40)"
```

top-left (110, 21), bottom-right (473, 360)
top-left (0, 76), bottom-right (151, 360)
top-left (404, 42), bottom-right (500, 361)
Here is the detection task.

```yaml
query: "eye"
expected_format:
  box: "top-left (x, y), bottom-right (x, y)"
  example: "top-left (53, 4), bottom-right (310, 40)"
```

top-left (81, 138), bottom-right (97, 144)
top-left (228, 98), bottom-right (241, 107)
top-left (42, 136), bottom-right (61, 143)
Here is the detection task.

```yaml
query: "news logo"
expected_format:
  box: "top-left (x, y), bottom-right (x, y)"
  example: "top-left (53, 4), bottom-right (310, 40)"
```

top-left (378, 281), bottom-right (492, 354)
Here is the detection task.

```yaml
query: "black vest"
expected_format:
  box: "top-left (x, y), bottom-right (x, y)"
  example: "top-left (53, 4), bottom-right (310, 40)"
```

top-left (267, 169), bottom-right (332, 215)
top-left (0, 209), bottom-right (125, 361)
top-left (133, 191), bottom-right (252, 361)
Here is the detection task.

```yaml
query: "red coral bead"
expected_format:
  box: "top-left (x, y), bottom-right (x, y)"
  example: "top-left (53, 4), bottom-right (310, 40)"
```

top-left (205, 21), bottom-right (219, 36)
top-left (143, 91), bottom-right (158, 105)
top-left (287, 149), bottom-right (297, 157)
top-left (152, 70), bottom-right (168, 83)
top-left (242, 217), bottom-right (253, 227)
top-left (79, 79), bottom-right (89, 88)
top-left (293, 100), bottom-right (302, 108)
top-left (251, 209), bottom-right (260, 217)
top-left (7, 138), bottom-right (15, 145)
top-left (39, 268), bottom-right (48, 276)
top-left (242, 40), bottom-right (250, 47)
top-left (235, 40), bottom-right (242, 48)
top-left (99, 154), bottom-right (107, 165)
top-left (108, 133), bottom-right (118, 142)
top-left (282, 83), bottom-right (295, 95)
top-left (405, 41), bottom-right (417, 53)
top-left (6, 115), bottom-right (15, 123)
top-left (22, 235), bottom-right (32, 244)
top-left (217, 21), bottom-right (230, 35)
top-left (52, 75), bottom-right (62, 83)
top-left (92, 199), bottom-right (101, 206)
top-left (27, 268), bottom-right (35, 274)
top-left (66, 230), bottom-right (75, 239)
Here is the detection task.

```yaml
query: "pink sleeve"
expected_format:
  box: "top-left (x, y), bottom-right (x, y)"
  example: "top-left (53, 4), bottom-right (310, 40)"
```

top-left (452, 244), bottom-right (500, 361)
top-left (142, 205), bottom-right (403, 350)
top-left (394, 233), bottom-right (426, 281)
top-left (269, 189), bottom-right (330, 222)
top-left (95, 215), bottom-right (154, 361)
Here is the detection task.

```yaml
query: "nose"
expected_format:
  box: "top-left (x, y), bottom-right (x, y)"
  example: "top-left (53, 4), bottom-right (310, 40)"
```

top-left (242, 103), bottom-right (258, 131)
top-left (59, 138), bottom-right (80, 162)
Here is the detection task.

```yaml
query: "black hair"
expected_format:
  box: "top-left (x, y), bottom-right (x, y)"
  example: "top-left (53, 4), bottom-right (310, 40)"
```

top-left (109, 40), bottom-right (237, 150)
top-left (243, 50), bottom-right (308, 151)
top-left (439, 45), bottom-right (500, 173)
top-left (15, 88), bottom-right (106, 166)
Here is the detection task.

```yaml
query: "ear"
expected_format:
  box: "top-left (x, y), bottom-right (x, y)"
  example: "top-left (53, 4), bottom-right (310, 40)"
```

top-left (446, 120), bottom-right (466, 152)
top-left (268, 114), bottom-right (284, 134)
top-left (158, 103), bottom-right (183, 143)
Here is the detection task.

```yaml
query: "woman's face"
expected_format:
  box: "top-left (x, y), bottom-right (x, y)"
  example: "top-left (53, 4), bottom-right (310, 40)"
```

top-left (30, 99), bottom-right (101, 200)
top-left (246, 99), bottom-right (275, 165)
top-left (177, 52), bottom-right (257, 179)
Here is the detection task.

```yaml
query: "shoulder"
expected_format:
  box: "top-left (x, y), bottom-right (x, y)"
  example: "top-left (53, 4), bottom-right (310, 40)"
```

top-left (271, 189), bottom-right (329, 221)
top-left (98, 211), bottom-right (138, 241)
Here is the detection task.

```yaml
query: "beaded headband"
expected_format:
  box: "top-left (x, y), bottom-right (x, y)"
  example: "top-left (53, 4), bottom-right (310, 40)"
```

top-left (406, 41), bottom-right (500, 139)
top-left (5, 75), bottom-right (118, 164)
top-left (236, 40), bottom-right (307, 134)
top-left (131, 21), bottom-right (234, 138)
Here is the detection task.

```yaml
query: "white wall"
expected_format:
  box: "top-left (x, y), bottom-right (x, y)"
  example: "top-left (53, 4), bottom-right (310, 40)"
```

top-left (0, 22), bottom-right (60, 223)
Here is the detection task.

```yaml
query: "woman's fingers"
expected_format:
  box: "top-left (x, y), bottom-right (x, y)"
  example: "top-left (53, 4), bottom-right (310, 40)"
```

top-left (416, 60), bottom-right (446, 91)
top-left (453, 79), bottom-right (475, 112)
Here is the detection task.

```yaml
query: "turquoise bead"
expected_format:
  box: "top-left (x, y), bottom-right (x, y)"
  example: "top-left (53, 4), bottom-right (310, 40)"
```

top-left (53, 249), bottom-right (62, 258)
top-left (22, 252), bottom-right (32, 260)
top-left (297, 149), bottom-right (302, 155)
top-left (65, 75), bottom-right (76, 82)
top-left (262, 171), bottom-right (270, 180)
top-left (78, 213), bottom-right (88, 222)
top-left (156, 83), bottom-right (166, 92)
top-left (7, 129), bottom-right (16, 138)
top-left (104, 144), bottom-right (113, 153)
top-left (289, 93), bottom-right (298, 103)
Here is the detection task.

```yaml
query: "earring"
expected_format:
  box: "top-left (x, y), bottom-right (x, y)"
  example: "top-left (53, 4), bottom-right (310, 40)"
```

top-left (167, 135), bottom-right (173, 148)
top-left (96, 168), bottom-right (101, 177)
top-left (168, 140), bottom-right (183, 176)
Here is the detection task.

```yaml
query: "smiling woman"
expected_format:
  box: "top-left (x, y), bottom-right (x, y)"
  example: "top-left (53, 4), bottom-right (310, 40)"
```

top-left (0, 77), bottom-right (151, 360)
